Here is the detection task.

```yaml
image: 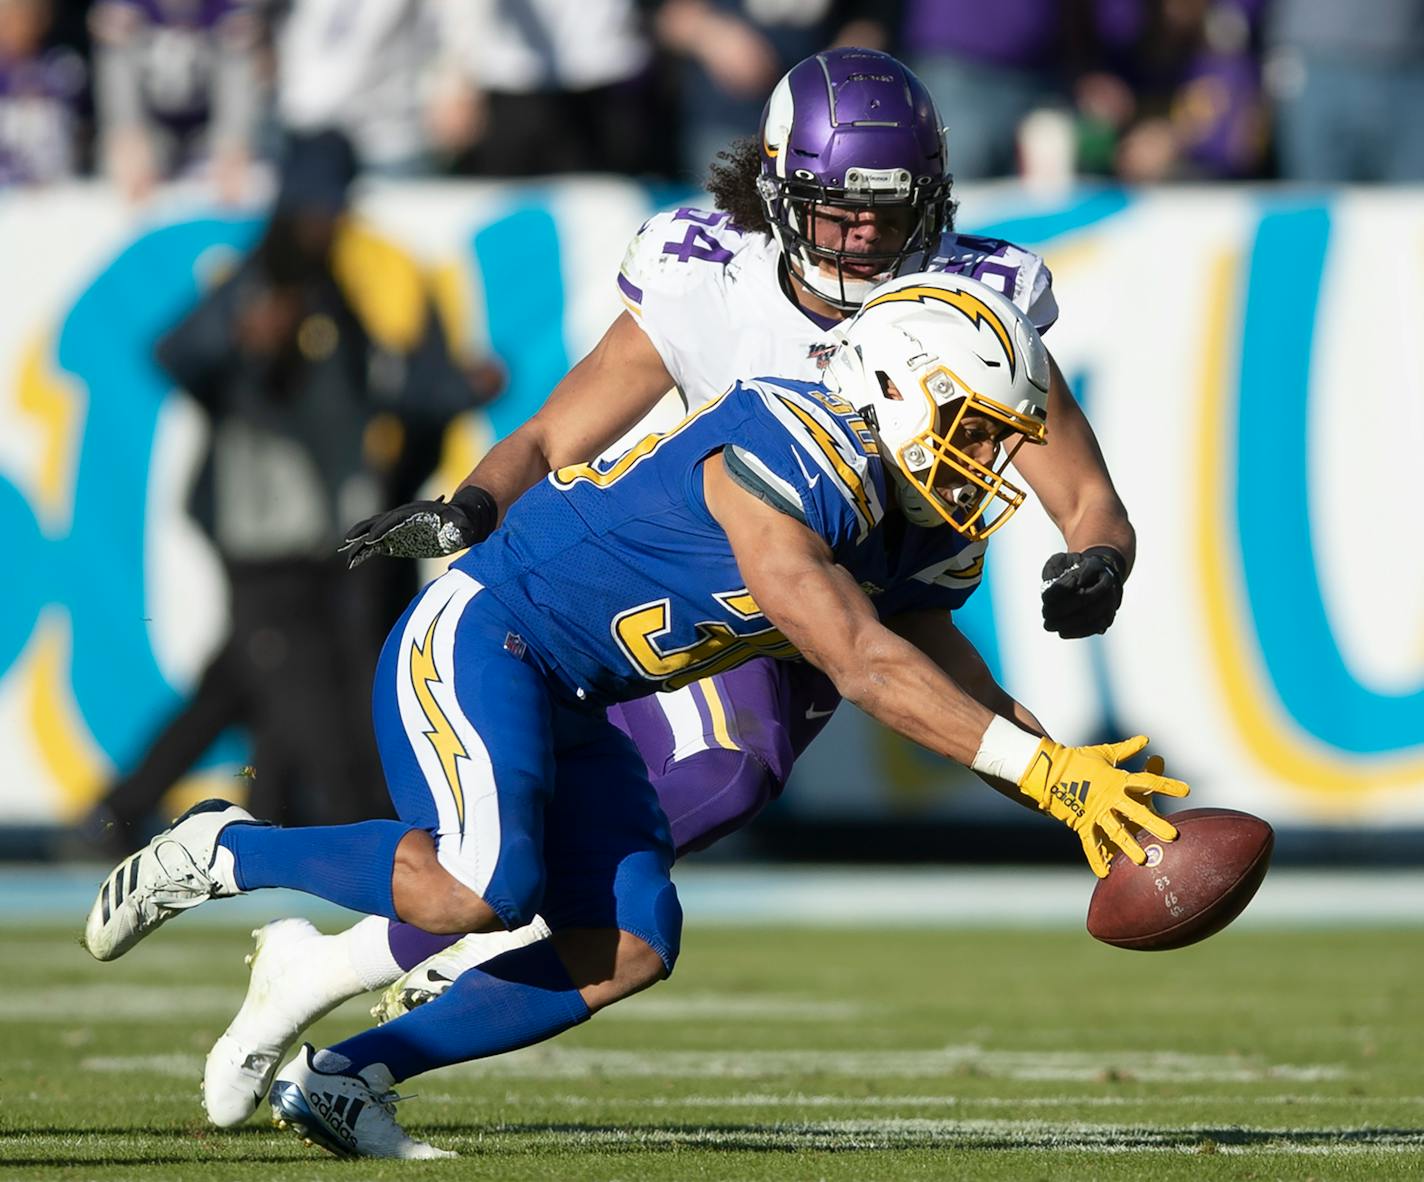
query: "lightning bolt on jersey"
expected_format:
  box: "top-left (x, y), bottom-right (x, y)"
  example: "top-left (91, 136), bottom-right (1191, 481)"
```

top-left (617, 208), bottom-right (1058, 414)
top-left (455, 378), bottom-right (987, 708)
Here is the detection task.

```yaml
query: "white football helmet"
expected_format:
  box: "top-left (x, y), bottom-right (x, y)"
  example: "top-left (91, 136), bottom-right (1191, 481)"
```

top-left (824, 271), bottom-right (1051, 539)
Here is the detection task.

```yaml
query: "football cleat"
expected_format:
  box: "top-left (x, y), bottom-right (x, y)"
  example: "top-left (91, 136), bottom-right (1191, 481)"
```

top-left (269, 1043), bottom-right (455, 1159)
top-left (204, 918), bottom-right (366, 1127)
top-left (371, 916), bottom-right (552, 1024)
top-left (82, 798), bottom-right (253, 962)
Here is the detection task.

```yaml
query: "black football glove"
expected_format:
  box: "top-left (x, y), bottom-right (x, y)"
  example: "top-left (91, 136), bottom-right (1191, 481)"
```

top-left (340, 485), bottom-right (499, 569)
top-left (1040, 546), bottom-right (1127, 639)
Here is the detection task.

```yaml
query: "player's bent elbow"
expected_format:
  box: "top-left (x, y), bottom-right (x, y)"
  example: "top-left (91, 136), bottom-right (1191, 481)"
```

top-left (813, 637), bottom-right (894, 713)
top-left (815, 662), bottom-right (877, 717)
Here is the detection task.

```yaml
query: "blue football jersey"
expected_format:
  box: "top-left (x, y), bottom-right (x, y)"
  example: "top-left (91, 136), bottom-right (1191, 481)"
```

top-left (456, 378), bottom-right (988, 706)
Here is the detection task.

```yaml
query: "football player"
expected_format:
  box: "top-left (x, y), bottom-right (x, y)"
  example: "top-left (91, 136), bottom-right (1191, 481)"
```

top-left (82, 274), bottom-right (1186, 1159)
top-left (201, 47), bottom-right (1138, 1126)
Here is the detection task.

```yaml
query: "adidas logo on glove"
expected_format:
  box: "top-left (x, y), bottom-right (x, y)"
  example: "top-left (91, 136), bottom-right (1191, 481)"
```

top-left (1049, 779), bottom-right (1091, 820)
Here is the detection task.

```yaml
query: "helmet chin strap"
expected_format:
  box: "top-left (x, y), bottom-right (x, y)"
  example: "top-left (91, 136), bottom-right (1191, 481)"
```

top-left (889, 463), bottom-right (981, 530)
top-left (888, 464), bottom-right (947, 528)
top-left (790, 246), bottom-right (886, 310)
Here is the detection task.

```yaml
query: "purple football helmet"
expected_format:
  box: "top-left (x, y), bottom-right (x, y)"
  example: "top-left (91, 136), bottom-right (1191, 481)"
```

top-left (757, 47), bottom-right (951, 311)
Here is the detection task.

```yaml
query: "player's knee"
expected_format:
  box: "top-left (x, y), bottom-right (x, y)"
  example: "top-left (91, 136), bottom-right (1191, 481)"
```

top-left (648, 876), bottom-right (683, 972)
top-left (397, 877), bottom-right (499, 934)
top-left (552, 927), bottom-right (669, 1012)
top-left (494, 835), bottom-right (547, 930)
top-left (619, 871), bottom-right (682, 974)
top-left (392, 831), bottom-right (508, 934)
top-left (667, 749), bottom-right (783, 856)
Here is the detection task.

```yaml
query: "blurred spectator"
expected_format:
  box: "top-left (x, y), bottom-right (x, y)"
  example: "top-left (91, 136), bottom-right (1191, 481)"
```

top-left (273, 0), bottom-right (444, 176)
top-left (89, 0), bottom-right (263, 201)
top-left (1080, 0), bottom-right (1267, 183)
top-left (0, 0), bottom-right (86, 185)
top-left (652, 0), bottom-right (884, 183)
top-left (80, 130), bottom-right (495, 851)
top-left (436, 0), bottom-right (658, 176)
top-left (1266, 0), bottom-right (1424, 181)
top-left (894, 0), bottom-right (1080, 181)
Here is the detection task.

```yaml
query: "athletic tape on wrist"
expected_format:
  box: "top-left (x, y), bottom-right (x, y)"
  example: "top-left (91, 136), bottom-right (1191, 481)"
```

top-left (970, 715), bottom-right (1045, 785)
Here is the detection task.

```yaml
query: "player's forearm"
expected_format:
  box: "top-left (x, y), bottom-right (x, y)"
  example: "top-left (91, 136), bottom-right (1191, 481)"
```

top-left (1021, 352), bottom-right (1136, 574)
top-left (1059, 500), bottom-right (1136, 575)
top-left (455, 314), bottom-right (676, 519)
top-left (800, 620), bottom-right (997, 767)
top-left (455, 426), bottom-right (555, 523)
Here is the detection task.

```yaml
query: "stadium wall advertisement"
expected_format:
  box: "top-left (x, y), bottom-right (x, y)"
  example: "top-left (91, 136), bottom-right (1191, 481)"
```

top-left (1, 181), bottom-right (1422, 831)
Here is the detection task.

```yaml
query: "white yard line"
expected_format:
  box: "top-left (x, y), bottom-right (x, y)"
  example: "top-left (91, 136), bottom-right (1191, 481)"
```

top-left (77, 1045), bottom-right (1350, 1085)
top-left (7, 1125), bottom-right (1422, 1157)
top-left (440, 1045), bottom-right (1349, 1083)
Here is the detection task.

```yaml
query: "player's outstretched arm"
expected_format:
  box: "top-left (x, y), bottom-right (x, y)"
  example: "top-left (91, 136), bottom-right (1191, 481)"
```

top-left (1012, 352), bottom-right (1137, 639)
top-left (454, 311), bottom-right (677, 511)
top-left (706, 452), bottom-right (997, 763)
top-left (706, 456), bottom-right (1187, 876)
top-left (886, 608), bottom-right (1049, 796)
top-left (341, 311), bottom-right (676, 567)
top-left (888, 604), bottom-right (1190, 876)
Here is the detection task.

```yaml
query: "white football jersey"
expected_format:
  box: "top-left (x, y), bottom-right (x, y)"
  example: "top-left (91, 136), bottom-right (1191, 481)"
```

top-left (617, 206), bottom-right (1058, 418)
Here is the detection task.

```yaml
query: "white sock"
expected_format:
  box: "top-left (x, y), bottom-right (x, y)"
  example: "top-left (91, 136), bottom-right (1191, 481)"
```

top-left (331, 916), bottom-right (404, 992)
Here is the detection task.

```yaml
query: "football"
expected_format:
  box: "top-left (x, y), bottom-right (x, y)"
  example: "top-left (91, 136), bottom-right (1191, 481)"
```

top-left (1086, 808), bottom-right (1274, 951)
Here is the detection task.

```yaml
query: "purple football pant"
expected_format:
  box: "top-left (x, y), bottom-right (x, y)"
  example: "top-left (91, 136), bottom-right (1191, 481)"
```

top-left (606, 657), bottom-right (840, 856)
top-left (386, 657), bottom-right (838, 968)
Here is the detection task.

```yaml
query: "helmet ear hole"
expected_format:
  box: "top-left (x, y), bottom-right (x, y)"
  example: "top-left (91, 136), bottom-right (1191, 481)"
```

top-left (875, 370), bottom-right (902, 400)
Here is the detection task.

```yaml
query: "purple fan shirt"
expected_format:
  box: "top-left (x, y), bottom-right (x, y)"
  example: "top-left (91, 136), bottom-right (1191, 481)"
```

top-left (0, 47), bottom-right (86, 184)
top-left (901, 0), bottom-right (1068, 70)
top-left (93, 0), bottom-right (254, 135)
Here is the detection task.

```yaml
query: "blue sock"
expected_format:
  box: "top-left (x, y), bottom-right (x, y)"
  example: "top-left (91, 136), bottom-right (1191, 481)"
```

top-left (218, 820), bottom-right (414, 919)
top-left (327, 939), bottom-right (591, 1081)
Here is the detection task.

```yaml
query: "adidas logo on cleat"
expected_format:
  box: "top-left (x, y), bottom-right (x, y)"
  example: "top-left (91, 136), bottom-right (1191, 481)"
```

top-left (308, 1090), bottom-right (364, 1150)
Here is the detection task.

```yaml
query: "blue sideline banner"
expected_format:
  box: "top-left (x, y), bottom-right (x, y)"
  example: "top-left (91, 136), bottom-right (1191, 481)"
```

top-left (1, 180), bottom-right (1421, 829)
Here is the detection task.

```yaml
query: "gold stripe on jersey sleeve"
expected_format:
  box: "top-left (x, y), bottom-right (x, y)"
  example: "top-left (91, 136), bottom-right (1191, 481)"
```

top-left (775, 396), bottom-right (873, 532)
top-left (553, 388), bottom-right (730, 489)
top-left (949, 555), bottom-right (985, 581)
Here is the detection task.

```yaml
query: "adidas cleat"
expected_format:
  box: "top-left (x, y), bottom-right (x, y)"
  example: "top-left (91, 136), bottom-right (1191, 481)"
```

top-left (372, 916), bottom-right (552, 1023)
top-left (204, 918), bottom-right (366, 1127)
top-left (269, 1043), bottom-right (454, 1159)
top-left (82, 798), bottom-right (254, 962)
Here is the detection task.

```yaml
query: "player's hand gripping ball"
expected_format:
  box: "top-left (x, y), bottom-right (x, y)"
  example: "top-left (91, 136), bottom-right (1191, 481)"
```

top-left (1017, 736), bottom-right (1188, 877)
top-left (1086, 808), bottom-right (1274, 950)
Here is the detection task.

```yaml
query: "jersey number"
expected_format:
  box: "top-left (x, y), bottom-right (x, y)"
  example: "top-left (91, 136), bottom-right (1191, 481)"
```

top-left (662, 208), bottom-right (733, 264)
top-left (613, 590), bottom-right (799, 690)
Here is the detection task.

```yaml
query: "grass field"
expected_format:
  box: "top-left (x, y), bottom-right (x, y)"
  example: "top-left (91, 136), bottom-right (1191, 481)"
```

top-left (2, 918), bottom-right (1422, 1180)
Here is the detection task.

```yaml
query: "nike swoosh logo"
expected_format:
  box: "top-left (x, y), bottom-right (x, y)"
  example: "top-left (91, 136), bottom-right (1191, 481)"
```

top-left (792, 448), bottom-right (821, 490)
top-left (805, 705), bottom-right (836, 720)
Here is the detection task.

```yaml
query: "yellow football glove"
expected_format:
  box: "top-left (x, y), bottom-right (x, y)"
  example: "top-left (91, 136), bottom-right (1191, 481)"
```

top-left (1016, 735), bottom-right (1189, 877)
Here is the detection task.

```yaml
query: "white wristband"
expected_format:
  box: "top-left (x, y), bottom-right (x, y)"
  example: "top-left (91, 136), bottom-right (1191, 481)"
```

top-left (971, 715), bottom-right (1044, 785)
